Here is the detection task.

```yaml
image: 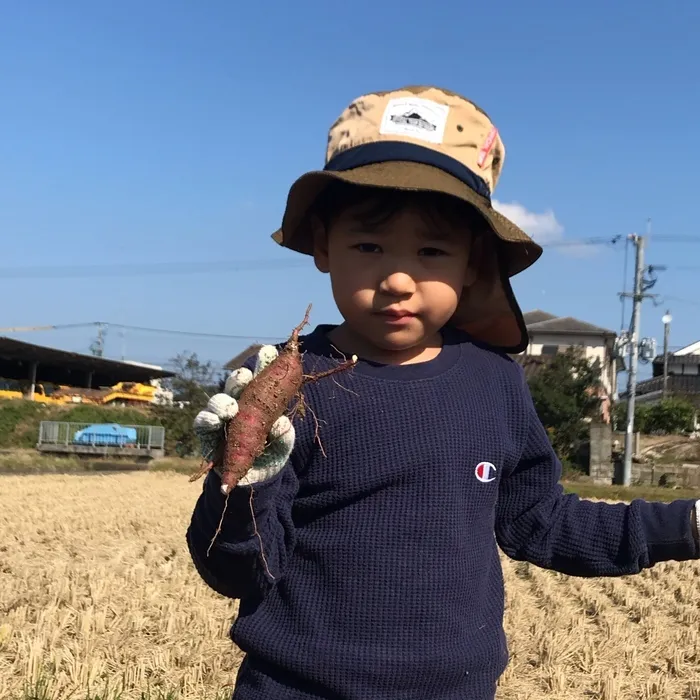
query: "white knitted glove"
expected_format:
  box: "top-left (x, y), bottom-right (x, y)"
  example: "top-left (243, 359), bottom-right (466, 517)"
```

top-left (193, 345), bottom-right (295, 488)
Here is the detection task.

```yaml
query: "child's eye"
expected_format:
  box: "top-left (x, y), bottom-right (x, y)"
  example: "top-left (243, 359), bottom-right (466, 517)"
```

top-left (353, 243), bottom-right (382, 253)
top-left (419, 247), bottom-right (448, 257)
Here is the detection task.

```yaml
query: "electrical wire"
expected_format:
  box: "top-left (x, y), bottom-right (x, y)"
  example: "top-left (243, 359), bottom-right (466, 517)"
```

top-left (0, 237), bottom-right (626, 280)
top-left (1, 233), bottom-right (698, 281)
top-left (0, 258), bottom-right (310, 279)
top-left (102, 322), bottom-right (283, 342)
top-left (0, 320), bottom-right (283, 342)
top-left (664, 295), bottom-right (700, 308)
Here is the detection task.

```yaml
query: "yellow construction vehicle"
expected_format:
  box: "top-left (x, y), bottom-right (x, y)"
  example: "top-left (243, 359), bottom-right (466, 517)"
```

top-left (0, 380), bottom-right (164, 406)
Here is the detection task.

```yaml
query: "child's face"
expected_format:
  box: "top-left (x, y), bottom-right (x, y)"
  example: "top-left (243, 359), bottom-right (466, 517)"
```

top-left (312, 191), bottom-right (477, 357)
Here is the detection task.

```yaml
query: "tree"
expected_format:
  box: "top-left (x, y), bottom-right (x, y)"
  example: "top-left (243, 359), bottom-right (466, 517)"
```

top-left (527, 348), bottom-right (602, 463)
top-left (166, 351), bottom-right (220, 404)
top-left (155, 352), bottom-right (223, 457)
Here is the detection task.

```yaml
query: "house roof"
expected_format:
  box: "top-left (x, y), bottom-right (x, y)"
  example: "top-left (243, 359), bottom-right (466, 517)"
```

top-left (652, 354), bottom-right (700, 366)
top-left (674, 340), bottom-right (700, 356)
top-left (224, 344), bottom-right (263, 371)
top-left (623, 374), bottom-right (700, 398)
top-left (523, 311), bottom-right (615, 337)
top-left (522, 310), bottom-right (558, 326)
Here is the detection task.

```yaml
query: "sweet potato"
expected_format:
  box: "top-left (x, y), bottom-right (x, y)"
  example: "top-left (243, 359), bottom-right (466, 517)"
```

top-left (193, 304), bottom-right (356, 494)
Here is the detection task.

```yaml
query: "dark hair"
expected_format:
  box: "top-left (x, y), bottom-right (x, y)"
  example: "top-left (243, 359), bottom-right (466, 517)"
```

top-left (311, 180), bottom-right (488, 236)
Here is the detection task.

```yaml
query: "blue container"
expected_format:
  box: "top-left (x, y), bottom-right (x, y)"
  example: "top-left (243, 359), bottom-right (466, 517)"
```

top-left (72, 423), bottom-right (138, 447)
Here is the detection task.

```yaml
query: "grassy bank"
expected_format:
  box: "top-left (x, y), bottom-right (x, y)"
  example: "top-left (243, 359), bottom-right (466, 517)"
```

top-left (0, 449), bottom-right (199, 475)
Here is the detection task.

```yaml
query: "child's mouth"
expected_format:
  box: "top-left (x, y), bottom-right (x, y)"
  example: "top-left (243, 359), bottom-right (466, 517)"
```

top-left (375, 309), bottom-right (417, 325)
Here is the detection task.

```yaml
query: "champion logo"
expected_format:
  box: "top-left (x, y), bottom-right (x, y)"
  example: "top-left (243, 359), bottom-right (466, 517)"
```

top-left (475, 461), bottom-right (497, 483)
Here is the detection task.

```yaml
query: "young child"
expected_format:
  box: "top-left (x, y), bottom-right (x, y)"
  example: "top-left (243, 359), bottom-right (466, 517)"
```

top-left (187, 86), bottom-right (700, 700)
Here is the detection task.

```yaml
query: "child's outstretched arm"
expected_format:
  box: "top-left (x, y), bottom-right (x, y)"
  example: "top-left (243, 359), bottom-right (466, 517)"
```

top-left (495, 370), bottom-right (699, 577)
top-left (186, 345), bottom-right (298, 599)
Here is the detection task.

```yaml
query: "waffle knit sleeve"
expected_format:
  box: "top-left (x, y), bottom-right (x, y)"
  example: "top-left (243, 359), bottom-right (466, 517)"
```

top-left (495, 368), bottom-right (700, 577)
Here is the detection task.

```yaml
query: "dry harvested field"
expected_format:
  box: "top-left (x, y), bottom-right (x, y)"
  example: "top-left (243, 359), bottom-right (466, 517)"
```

top-left (1, 473), bottom-right (699, 700)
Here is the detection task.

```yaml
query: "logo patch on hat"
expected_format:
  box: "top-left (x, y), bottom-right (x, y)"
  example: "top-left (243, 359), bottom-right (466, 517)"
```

top-left (379, 97), bottom-right (449, 145)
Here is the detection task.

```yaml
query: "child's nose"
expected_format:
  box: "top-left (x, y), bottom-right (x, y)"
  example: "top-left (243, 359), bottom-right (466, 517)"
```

top-left (378, 271), bottom-right (416, 297)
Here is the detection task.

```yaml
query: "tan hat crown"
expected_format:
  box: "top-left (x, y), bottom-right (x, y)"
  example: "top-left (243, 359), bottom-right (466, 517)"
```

top-left (325, 86), bottom-right (506, 199)
top-left (270, 84), bottom-right (543, 354)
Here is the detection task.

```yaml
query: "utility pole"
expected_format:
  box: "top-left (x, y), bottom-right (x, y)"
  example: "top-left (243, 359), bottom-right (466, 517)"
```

top-left (617, 226), bottom-right (662, 487)
top-left (622, 234), bottom-right (645, 486)
top-left (89, 323), bottom-right (106, 357)
top-left (662, 311), bottom-right (672, 399)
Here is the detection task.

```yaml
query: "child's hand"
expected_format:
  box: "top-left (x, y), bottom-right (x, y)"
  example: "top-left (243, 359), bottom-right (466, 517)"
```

top-left (193, 345), bottom-right (295, 486)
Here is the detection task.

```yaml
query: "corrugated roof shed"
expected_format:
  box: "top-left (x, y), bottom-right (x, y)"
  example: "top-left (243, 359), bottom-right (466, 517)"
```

top-left (0, 336), bottom-right (174, 387)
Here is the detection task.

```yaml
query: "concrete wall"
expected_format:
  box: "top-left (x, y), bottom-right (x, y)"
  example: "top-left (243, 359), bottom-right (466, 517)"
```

top-left (596, 428), bottom-right (700, 488)
top-left (630, 462), bottom-right (700, 488)
top-left (588, 422), bottom-right (614, 484)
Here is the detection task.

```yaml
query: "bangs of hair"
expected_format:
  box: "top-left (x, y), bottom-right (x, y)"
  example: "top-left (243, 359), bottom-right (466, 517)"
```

top-left (312, 180), bottom-right (488, 236)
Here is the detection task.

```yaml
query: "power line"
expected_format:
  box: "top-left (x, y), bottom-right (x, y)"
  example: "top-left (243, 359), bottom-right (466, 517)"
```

top-left (103, 321), bottom-right (283, 342)
top-left (0, 238), bottom-right (628, 280)
top-left (0, 320), bottom-right (283, 342)
top-left (664, 295), bottom-right (700, 308)
top-left (0, 323), bottom-right (96, 333)
top-left (0, 258), bottom-right (309, 279)
top-left (1, 234), bottom-right (698, 281)
top-left (649, 235), bottom-right (700, 243)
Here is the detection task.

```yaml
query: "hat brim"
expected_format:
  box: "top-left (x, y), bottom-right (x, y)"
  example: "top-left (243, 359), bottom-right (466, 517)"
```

top-left (271, 161), bottom-right (542, 354)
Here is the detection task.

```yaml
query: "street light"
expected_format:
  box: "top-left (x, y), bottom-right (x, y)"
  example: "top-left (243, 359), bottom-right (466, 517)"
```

top-left (662, 311), bottom-right (672, 399)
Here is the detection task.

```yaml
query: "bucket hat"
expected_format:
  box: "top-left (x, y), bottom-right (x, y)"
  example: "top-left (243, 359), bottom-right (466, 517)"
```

top-left (271, 85), bottom-right (542, 353)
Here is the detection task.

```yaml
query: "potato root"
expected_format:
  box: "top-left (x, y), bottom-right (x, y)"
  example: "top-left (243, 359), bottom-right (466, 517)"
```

top-left (191, 304), bottom-right (356, 493)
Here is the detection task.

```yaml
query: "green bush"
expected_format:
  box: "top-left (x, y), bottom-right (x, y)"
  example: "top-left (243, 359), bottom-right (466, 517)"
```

top-left (612, 398), bottom-right (696, 435)
top-left (151, 404), bottom-right (202, 457)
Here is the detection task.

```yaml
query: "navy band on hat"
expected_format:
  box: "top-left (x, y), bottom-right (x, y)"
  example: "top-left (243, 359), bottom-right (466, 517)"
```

top-left (324, 141), bottom-right (492, 202)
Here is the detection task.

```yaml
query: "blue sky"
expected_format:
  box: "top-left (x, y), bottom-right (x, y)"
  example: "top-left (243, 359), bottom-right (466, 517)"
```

top-left (1, 0), bottom-right (699, 375)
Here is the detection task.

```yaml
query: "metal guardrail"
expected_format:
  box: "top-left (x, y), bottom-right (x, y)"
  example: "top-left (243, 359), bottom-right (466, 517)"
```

top-left (38, 421), bottom-right (165, 450)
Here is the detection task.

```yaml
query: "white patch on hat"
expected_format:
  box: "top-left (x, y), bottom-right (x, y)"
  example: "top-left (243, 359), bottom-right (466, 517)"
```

top-left (379, 97), bottom-right (449, 144)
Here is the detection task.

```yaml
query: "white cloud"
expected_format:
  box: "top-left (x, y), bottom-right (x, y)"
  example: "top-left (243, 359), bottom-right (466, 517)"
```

top-left (492, 199), bottom-right (564, 244)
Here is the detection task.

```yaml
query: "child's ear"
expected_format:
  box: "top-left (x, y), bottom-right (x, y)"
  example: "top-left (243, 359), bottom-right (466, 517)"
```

top-left (311, 215), bottom-right (330, 273)
top-left (463, 235), bottom-right (484, 288)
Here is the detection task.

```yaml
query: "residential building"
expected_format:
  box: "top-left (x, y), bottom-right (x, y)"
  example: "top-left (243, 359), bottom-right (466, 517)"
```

top-left (224, 344), bottom-right (263, 372)
top-left (632, 340), bottom-right (700, 412)
top-left (518, 310), bottom-right (619, 421)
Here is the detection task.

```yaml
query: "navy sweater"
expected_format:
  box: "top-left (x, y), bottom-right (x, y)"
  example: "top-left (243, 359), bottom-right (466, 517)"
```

top-left (187, 325), bottom-right (699, 700)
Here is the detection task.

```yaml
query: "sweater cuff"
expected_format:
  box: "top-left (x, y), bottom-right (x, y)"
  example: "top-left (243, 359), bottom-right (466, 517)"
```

top-left (200, 468), bottom-right (284, 541)
top-left (640, 498), bottom-right (700, 564)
